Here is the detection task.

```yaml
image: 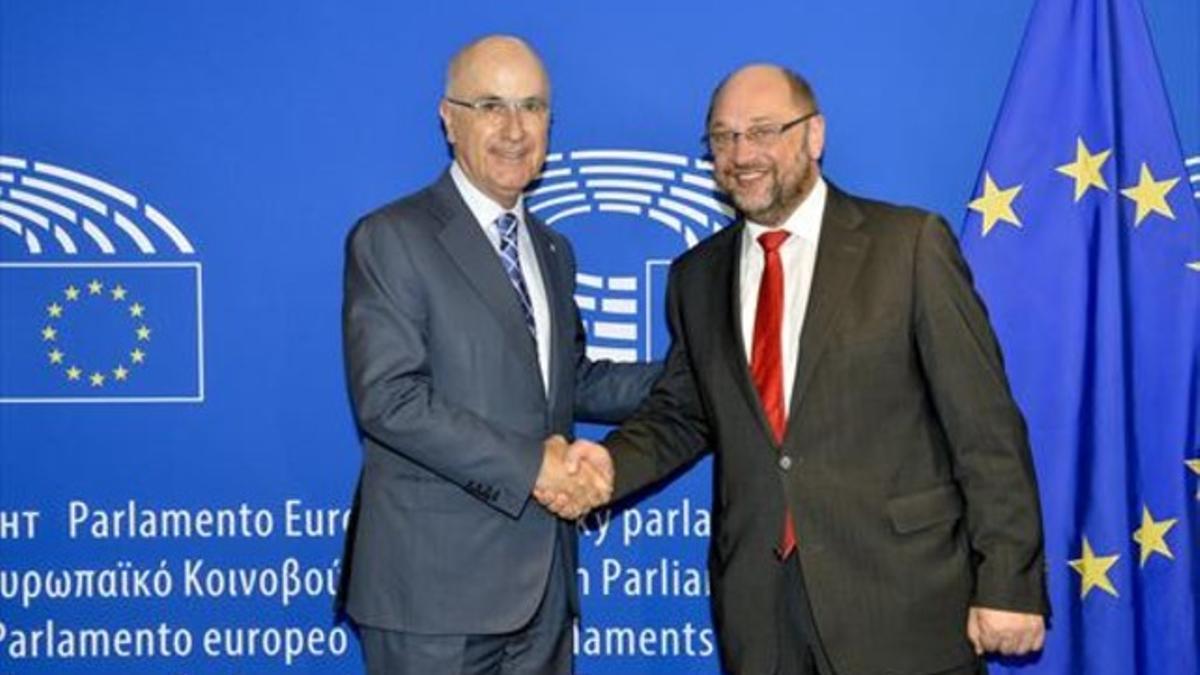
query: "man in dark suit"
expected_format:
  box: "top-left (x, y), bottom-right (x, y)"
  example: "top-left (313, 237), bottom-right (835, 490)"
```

top-left (558, 64), bottom-right (1048, 674)
top-left (340, 35), bottom-right (659, 674)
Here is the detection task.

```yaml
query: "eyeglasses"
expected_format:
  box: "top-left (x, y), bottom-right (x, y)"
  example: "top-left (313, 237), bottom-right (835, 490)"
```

top-left (444, 96), bottom-right (550, 121)
top-left (704, 111), bottom-right (819, 153)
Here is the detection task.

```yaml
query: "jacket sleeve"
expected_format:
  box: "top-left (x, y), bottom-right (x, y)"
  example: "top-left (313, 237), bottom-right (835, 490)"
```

top-left (604, 263), bottom-right (712, 501)
top-left (912, 214), bottom-right (1049, 615)
top-left (552, 233), bottom-right (664, 424)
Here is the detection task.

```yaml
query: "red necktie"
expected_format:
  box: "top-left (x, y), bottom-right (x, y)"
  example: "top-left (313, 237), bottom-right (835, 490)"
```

top-left (749, 230), bottom-right (797, 560)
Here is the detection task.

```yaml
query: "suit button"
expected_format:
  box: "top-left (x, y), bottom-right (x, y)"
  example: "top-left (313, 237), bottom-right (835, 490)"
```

top-left (779, 455), bottom-right (793, 471)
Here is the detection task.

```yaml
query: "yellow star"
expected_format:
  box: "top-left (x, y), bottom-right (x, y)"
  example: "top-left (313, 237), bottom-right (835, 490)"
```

top-left (41, 325), bottom-right (57, 341)
top-left (969, 173), bottom-right (1023, 236)
top-left (136, 325), bottom-right (152, 341)
top-left (1056, 138), bottom-right (1111, 202)
top-left (129, 302), bottom-right (146, 318)
top-left (64, 285), bottom-right (81, 301)
top-left (89, 372), bottom-right (105, 387)
top-left (1132, 505), bottom-right (1177, 567)
top-left (130, 348), bottom-right (146, 364)
top-left (113, 365), bottom-right (129, 381)
top-left (48, 348), bottom-right (65, 364)
top-left (1120, 163), bottom-right (1180, 226)
top-left (110, 284), bottom-right (128, 301)
top-left (47, 302), bottom-right (64, 318)
top-left (1190, 262), bottom-right (1200, 272)
top-left (87, 279), bottom-right (103, 295)
top-left (65, 366), bottom-right (82, 381)
top-left (1068, 537), bottom-right (1120, 599)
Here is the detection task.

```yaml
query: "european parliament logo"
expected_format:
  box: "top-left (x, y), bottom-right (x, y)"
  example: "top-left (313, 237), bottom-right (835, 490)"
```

top-left (0, 156), bottom-right (204, 403)
top-left (526, 149), bottom-right (733, 362)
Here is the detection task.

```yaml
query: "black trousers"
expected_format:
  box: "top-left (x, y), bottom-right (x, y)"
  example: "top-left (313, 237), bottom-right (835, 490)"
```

top-left (775, 557), bottom-right (986, 675)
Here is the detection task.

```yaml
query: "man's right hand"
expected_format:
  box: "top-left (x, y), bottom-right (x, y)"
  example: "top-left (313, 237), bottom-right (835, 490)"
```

top-left (533, 436), bottom-right (612, 519)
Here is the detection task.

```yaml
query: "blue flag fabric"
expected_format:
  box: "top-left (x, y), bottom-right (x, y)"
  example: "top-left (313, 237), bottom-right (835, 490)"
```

top-left (959, 0), bottom-right (1199, 673)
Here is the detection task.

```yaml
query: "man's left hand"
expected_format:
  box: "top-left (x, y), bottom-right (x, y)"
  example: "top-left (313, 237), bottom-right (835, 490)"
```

top-left (967, 606), bottom-right (1045, 656)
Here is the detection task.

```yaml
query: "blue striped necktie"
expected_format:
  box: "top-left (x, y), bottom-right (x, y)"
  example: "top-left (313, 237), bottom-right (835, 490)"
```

top-left (494, 212), bottom-right (536, 337)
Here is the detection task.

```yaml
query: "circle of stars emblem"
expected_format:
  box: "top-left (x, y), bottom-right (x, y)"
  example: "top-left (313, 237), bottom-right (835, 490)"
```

top-left (40, 279), bottom-right (152, 388)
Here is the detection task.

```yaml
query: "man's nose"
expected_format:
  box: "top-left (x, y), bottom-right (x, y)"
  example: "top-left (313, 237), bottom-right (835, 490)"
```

top-left (730, 134), bottom-right (758, 164)
top-left (499, 107), bottom-right (528, 141)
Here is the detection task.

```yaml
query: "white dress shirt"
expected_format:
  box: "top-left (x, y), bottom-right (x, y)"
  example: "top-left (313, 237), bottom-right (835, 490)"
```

top-left (739, 177), bottom-right (828, 411)
top-left (450, 162), bottom-right (552, 394)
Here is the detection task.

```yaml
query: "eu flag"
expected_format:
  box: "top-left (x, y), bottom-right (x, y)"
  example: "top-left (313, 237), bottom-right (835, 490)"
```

top-left (0, 263), bottom-right (203, 402)
top-left (959, 0), bottom-right (1199, 672)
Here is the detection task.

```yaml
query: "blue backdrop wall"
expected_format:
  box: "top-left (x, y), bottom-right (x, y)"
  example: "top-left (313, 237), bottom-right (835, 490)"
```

top-left (1, 1), bottom-right (1197, 673)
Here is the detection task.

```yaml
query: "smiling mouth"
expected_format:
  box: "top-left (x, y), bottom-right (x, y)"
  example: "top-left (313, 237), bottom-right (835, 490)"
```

top-left (493, 148), bottom-right (527, 161)
top-left (731, 169), bottom-right (769, 186)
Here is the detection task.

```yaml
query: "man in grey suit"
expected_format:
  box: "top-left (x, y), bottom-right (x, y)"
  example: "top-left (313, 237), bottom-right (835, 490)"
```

top-left (340, 35), bottom-right (659, 674)
top-left (557, 65), bottom-right (1049, 674)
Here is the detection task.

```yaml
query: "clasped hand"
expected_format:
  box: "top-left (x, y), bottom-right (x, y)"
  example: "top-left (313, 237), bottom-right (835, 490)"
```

top-left (967, 606), bottom-right (1045, 656)
top-left (533, 436), bottom-right (612, 520)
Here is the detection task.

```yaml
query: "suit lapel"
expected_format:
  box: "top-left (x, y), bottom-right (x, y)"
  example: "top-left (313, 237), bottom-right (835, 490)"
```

top-left (427, 173), bottom-right (541, 373)
top-left (783, 186), bottom-right (869, 446)
top-left (720, 222), bottom-right (781, 447)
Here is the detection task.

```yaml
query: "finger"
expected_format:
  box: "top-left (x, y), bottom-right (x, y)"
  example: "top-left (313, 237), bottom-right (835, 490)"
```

top-left (564, 441), bottom-right (587, 475)
top-left (568, 441), bottom-right (611, 479)
top-left (1021, 621), bottom-right (1045, 654)
top-left (581, 443), bottom-right (614, 479)
top-left (581, 485), bottom-right (604, 509)
top-left (976, 615), bottom-right (1005, 653)
top-left (980, 631), bottom-right (1003, 653)
top-left (1012, 630), bottom-right (1034, 656)
top-left (966, 610), bottom-right (984, 656)
top-left (1012, 623), bottom-right (1037, 655)
top-left (1031, 623), bottom-right (1046, 652)
top-left (580, 461), bottom-right (614, 494)
top-left (555, 503), bottom-right (579, 520)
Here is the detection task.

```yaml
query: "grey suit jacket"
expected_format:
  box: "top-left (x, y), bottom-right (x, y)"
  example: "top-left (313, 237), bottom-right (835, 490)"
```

top-left (340, 170), bottom-right (659, 634)
top-left (606, 185), bottom-right (1048, 675)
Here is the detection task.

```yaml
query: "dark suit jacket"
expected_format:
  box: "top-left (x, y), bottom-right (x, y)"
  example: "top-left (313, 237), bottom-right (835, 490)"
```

top-left (340, 170), bottom-right (659, 634)
top-left (606, 185), bottom-right (1047, 675)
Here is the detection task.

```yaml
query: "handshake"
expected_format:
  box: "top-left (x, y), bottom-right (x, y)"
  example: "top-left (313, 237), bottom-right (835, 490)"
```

top-left (533, 435), bottom-right (613, 520)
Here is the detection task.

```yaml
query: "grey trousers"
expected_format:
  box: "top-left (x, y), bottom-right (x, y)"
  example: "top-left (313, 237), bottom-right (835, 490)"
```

top-left (359, 545), bottom-right (572, 675)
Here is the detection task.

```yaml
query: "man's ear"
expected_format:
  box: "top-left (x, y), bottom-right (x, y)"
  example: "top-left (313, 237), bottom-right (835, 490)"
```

top-left (439, 101), bottom-right (456, 145)
top-left (807, 114), bottom-right (826, 161)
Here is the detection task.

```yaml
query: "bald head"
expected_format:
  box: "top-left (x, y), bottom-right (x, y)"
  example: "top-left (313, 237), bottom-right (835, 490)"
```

top-left (707, 64), bottom-right (817, 127)
top-left (438, 35), bottom-right (551, 209)
top-left (445, 35), bottom-right (550, 101)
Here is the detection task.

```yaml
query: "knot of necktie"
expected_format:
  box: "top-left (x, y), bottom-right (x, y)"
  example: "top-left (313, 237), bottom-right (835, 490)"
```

top-left (758, 229), bottom-right (790, 253)
top-left (496, 212), bottom-right (519, 240)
